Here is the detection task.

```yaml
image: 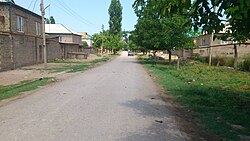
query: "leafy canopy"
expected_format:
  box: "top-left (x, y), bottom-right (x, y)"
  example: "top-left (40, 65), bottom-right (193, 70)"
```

top-left (108, 0), bottom-right (123, 37)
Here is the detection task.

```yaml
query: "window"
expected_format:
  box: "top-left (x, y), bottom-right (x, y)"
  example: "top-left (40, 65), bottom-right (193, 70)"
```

top-left (17, 16), bottom-right (23, 32)
top-left (200, 39), bottom-right (205, 46)
top-left (59, 36), bottom-right (62, 42)
top-left (221, 40), bottom-right (228, 45)
top-left (233, 40), bottom-right (239, 44)
top-left (36, 22), bottom-right (41, 35)
top-left (0, 16), bottom-right (5, 23)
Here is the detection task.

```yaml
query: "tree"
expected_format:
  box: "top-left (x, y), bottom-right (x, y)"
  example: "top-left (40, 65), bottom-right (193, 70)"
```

top-left (92, 33), bottom-right (103, 48)
top-left (131, 15), bottom-right (193, 63)
top-left (132, 0), bottom-right (194, 63)
top-left (133, 0), bottom-right (191, 18)
top-left (108, 0), bottom-right (123, 37)
top-left (46, 16), bottom-right (56, 24)
top-left (49, 16), bottom-right (56, 24)
top-left (191, 0), bottom-right (250, 68)
top-left (82, 41), bottom-right (88, 47)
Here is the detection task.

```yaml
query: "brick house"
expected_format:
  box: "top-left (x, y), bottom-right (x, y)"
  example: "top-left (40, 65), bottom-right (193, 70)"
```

top-left (0, 1), bottom-right (43, 71)
top-left (45, 24), bottom-right (86, 59)
top-left (45, 24), bottom-right (81, 45)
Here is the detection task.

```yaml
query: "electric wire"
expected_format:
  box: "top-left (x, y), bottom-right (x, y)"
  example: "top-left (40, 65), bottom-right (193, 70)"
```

top-left (49, 0), bottom-right (98, 28)
top-left (32, 0), bottom-right (38, 12)
top-left (28, 0), bottom-right (34, 9)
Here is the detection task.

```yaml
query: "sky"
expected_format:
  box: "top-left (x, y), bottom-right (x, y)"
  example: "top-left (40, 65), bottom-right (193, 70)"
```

top-left (14, 0), bottom-right (138, 35)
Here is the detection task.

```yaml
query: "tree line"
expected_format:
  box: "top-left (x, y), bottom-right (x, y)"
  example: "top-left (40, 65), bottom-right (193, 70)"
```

top-left (92, 0), bottom-right (127, 54)
top-left (130, 0), bottom-right (250, 66)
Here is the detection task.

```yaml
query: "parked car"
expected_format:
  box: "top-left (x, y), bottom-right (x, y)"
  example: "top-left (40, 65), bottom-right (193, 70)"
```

top-left (128, 51), bottom-right (135, 56)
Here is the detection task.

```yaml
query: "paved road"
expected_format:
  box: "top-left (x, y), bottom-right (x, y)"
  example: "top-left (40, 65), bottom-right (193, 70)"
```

top-left (0, 54), bottom-right (188, 141)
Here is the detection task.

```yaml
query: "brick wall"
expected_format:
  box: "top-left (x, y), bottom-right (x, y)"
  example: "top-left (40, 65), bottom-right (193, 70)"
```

top-left (10, 6), bottom-right (42, 36)
top-left (0, 34), bottom-right (13, 71)
top-left (46, 38), bottom-right (62, 60)
top-left (0, 5), bottom-right (10, 32)
top-left (60, 43), bottom-right (80, 59)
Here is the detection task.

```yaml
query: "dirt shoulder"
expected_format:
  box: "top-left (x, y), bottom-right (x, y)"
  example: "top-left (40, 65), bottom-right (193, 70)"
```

top-left (0, 54), bottom-right (103, 86)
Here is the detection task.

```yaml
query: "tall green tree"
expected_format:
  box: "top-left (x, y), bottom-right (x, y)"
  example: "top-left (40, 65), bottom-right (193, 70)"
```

top-left (46, 16), bottom-right (56, 24)
top-left (108, 0), bottom-right (123, 37)
top-left (49, 16), bottom-right (56, 24)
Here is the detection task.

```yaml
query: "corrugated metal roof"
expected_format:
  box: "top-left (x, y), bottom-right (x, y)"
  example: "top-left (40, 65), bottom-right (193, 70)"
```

top-left (45, 24), bottom-right (81, 36)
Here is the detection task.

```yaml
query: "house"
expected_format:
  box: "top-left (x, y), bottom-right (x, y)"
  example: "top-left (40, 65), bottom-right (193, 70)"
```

top-left (193, 34), bottom-right (250, 57)
top-left (78, 32), bottom-right (93, 46)
top-left (45, 24), bottom-right (82, 45)
top-left (45, 24), bottom-right (90, 59)
top-left (0, 0), bottom-right (43, 71)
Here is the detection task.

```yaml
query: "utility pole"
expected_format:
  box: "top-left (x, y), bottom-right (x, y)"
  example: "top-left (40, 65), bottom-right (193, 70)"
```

top-left (101, 24), bottom-right (104, 55)
top-left (40, 0), bottom-right (47, 67)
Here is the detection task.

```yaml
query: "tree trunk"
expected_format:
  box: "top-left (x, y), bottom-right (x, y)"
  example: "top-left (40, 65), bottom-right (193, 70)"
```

top-left (153, 50), bottom-right (157, 59)
top-left (182, 49), bottom-right (185, 59)
top-left (233, 44), bottom-right (238, 69)
top-left (209, 47), bottom-right (212, 66)
top-left (167, 49), bottom-right (172, 64)
top-left (177, 56), bottom-right (180, 70)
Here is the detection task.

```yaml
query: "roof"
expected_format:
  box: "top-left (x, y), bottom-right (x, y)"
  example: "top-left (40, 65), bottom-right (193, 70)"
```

top-left (78, 32), bottom-right (93, 39)
top-left (0, 0), bottom-right (14, 3)
top-left (0, 1), bottom-right (41, 18)
top-left (45, 24), bottom-right (81, 36)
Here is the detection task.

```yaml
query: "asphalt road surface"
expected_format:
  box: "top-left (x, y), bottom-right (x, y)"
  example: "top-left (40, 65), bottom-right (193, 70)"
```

top-left (0, 53), bottom-right (189, 141)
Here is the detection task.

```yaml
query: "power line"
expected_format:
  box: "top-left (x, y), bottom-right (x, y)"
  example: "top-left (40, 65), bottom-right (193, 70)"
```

top-left (55, 0), bottom-right (96, 26)
top-left (49, 0), bottom-right (98, 28)
top-left (28, 0), bottom-right (34, 9)
top-left (32, 0), bottom-right (38, 11)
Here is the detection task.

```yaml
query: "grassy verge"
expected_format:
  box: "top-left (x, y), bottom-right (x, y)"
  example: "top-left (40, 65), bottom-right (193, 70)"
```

top-left (46, 55), bottom-right (116, 73)
top-left (139, 56), bottom-right (250, 141)
top-left (0, 77), bottom-right (52, 101)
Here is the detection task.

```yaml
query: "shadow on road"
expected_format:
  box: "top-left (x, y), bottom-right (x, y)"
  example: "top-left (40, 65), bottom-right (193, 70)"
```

top-left (119, 99), bottom-right (189, 141)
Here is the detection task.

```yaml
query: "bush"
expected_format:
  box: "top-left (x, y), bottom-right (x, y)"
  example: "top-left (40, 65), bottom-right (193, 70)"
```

top-left (238, 56), bottom-right (250, 71)
top-left (212, 56), bottom-right (234, 67)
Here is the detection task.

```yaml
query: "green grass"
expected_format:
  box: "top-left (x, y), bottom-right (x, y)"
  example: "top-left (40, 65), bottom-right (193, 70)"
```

top-left (45, 55), bottom-right (116, 73)
top-left (0, 78), bottom-right (52, 101)
top-left (139, 56), bottom-right (250, 141)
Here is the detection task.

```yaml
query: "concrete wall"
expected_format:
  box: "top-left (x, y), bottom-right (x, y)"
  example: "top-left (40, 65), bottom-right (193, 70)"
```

top-left (60, 43), bottom-right (80, 59)
top-left (193, 44), bottom-right (250, 58)
top-left (59, 34), bottom-right (81, 45)
top-left (0, 34), bottom-right (12, 71)
top-left (13, 35), bottom-right (43, 68)
top-left (46, 38), bottom-right (62, 60)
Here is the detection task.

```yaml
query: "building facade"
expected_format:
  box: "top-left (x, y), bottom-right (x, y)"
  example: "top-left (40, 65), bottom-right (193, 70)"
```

top-left (45, 24), bottom-right (82, 45)
top-left (0, 1), bottom-right (43, 71)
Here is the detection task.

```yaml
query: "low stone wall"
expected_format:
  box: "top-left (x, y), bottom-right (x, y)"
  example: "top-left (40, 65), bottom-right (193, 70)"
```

top-left (193, 44), bottom-right (250, 58)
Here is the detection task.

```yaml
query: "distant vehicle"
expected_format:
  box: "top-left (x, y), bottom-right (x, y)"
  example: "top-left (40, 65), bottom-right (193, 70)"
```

top-left (128, 51), bottom-right (135, 56)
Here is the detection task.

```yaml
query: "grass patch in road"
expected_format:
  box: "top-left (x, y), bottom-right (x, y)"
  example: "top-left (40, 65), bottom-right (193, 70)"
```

top-left (0, 77), bottom-right (52, 101)
top-left (45, 55), bottom-right (117, 73)
top-left (139, 57), bottom-right (250, 141)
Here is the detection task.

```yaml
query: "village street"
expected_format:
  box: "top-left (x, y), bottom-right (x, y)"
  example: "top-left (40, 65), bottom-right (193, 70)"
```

top-left (0, 53), bottom-right (189, 141)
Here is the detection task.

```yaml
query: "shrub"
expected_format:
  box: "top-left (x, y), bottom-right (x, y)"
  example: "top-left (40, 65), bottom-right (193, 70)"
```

top-left (238, 56), bottom-right (250, 71)
top-left (212, 56), bottom-right (234, 67)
